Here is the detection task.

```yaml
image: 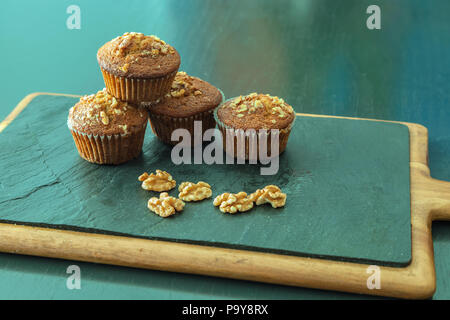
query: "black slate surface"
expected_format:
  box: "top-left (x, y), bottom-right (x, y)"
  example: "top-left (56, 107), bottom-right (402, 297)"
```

top-left (0, 95), bottom-right (411, 266)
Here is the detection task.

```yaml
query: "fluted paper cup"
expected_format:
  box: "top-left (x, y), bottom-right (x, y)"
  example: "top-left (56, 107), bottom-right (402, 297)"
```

top-left (69, 122), bottom-right (147, 165)
top-left (101, 67), bottom-right (177, 105)
top-left (147, 89), bottom-right (225, 146)
top-left (213, 99), bottom-right (295, 160)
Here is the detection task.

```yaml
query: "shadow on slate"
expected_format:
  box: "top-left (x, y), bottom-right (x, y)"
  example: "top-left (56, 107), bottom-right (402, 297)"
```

top-left (0, 95), bottom-right (411, 266)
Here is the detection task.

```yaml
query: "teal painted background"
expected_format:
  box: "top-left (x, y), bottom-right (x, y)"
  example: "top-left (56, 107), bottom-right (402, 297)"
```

top-left (0, 0), bottom-right (449, 299)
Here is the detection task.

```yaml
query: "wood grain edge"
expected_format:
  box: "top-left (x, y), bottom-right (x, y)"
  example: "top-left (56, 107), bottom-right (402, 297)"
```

top-left (0, 95), bottom-right (443, 299)
top-left (296, 113), bottom-right (440, 298)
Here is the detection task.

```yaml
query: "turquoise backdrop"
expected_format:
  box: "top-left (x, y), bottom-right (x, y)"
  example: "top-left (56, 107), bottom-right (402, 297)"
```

top-left (0, 0), bottom-right (449, 299)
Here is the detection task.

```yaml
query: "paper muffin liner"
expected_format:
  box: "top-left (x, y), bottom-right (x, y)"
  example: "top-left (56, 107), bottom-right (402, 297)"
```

top-left (100, 67), bottom-right (178, 104)
top-left (213, 98), bottom-right (295, 160)
top-left (69, 122), bottom-right (147, 165)
top-left (147, 89), bottom-right (225, 145)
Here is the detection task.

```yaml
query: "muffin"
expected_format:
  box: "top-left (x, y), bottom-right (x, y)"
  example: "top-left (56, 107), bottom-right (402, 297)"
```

top-left (68, 89), bottom-right (148, 165)
top-left (214, 93), bottom-right (295, 159)
top-left (97, 32), bottom-right (180, 104)
top-left (147, 71), bottom-right (224, 145)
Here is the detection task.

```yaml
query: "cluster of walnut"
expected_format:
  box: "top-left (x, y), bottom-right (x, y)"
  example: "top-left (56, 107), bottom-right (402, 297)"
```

top-left (166, 71), bottom-right (203, 98)
top-left (113, 32), bottom-right (175, 58)
top-left (228, 93), bottom-right (294, 121)
top-left (139, 170), bottom-right (286, 217)
top-left (214, 185), bottom-right (286, 214)
top-left (139, 170), bottom-right (212, 217)
top-left (112, 32), bottom-right (176, 73)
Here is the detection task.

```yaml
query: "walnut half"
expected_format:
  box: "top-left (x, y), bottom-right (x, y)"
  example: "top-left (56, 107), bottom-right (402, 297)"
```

top-left (178, 181), bottom-right (212, 202)
top-left (249, 185), bottom-right (286, 208)
top-left (213, 192), bottom-right (254, 214)
top-left (138, 170), bottom-right (176, 192)
top-left (147, 192), bottom-right (185, 218)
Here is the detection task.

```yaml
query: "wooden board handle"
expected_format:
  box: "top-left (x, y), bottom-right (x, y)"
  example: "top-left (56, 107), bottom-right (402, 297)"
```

top-left (429, 178), bottom-right (450, 221)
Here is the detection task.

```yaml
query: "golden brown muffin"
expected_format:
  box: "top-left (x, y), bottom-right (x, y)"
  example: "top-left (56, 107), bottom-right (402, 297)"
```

top-left (68, 89), bottom-right (148, 164)
top-left (147, 71), bottom-right (224, 145)
top-left (97, 32), bottom-right (180, 104)
top-left (215, 93), bottom-right (295, 159)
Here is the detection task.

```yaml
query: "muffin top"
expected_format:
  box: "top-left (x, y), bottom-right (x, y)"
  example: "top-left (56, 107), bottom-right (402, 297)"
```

top-left (68, 89), bottom-right (148, 136)
top-left (97, 32), bottom-right (181, 78)
top-left (217, 93), bottom-right (295, 130)
top-left (148, 71), bottom-right (223, 117)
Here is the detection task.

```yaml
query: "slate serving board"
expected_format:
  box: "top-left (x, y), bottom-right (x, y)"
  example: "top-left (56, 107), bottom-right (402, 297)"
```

top-left (0, 94), bottom-right (411, 266)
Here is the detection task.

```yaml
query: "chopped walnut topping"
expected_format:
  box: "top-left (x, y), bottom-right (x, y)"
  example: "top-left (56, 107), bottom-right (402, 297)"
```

top-left (147, 192), bottom-right (185, 218)
top-left (118, 124), bottom-right (128, 134)
top-left (249, 185), bottom-right (287, 208)
top-left (100, 111), bottom-right (109, 125)
top-left (178, 181), bottom-right (212, 202)
top-left (138, 170), bottom-right (176, 192)
top-left (151, 48), bottom-right (159, 57)
top-left (111, 32), bottom-right (175, 59)
top-left (120, 63), bottom-right (129, 72)
top-left (236, 104), bottom-right (248, 113)
top-left (72, 89), bottom-right (136, 127)
top-left (110, 97), bottom-right (118, 108)
top-left (171, 88), bottom-right (185, 98)
top-left (227, 93), bottom-right (294, 120)
top-left (254, 100), bottom-right (263, 109)
top-left (213, 192), bottom-right (254, 214)
top-left (165, 71), bottom-right (204, 98)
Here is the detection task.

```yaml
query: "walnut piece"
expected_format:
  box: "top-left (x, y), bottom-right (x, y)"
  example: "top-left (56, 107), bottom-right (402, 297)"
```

top-left (178, 181), bottom-right (212, 202)
top-left (113, 32), bottom-right (175, 58)
top-left (147, 192), bottom-right (185, 218)
top-left (138, 170), bottom-right (176, 192)
top-left (165, 71), bottom-right (203, 98)
top-left (249, 185), bottom-right (286, 208)
top-left (213, 192), bottom-right (254, 214)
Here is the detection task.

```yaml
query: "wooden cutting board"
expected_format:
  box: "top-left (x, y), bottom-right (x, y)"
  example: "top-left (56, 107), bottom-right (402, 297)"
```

top-left (0, 93), bottom-right (449, 299)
